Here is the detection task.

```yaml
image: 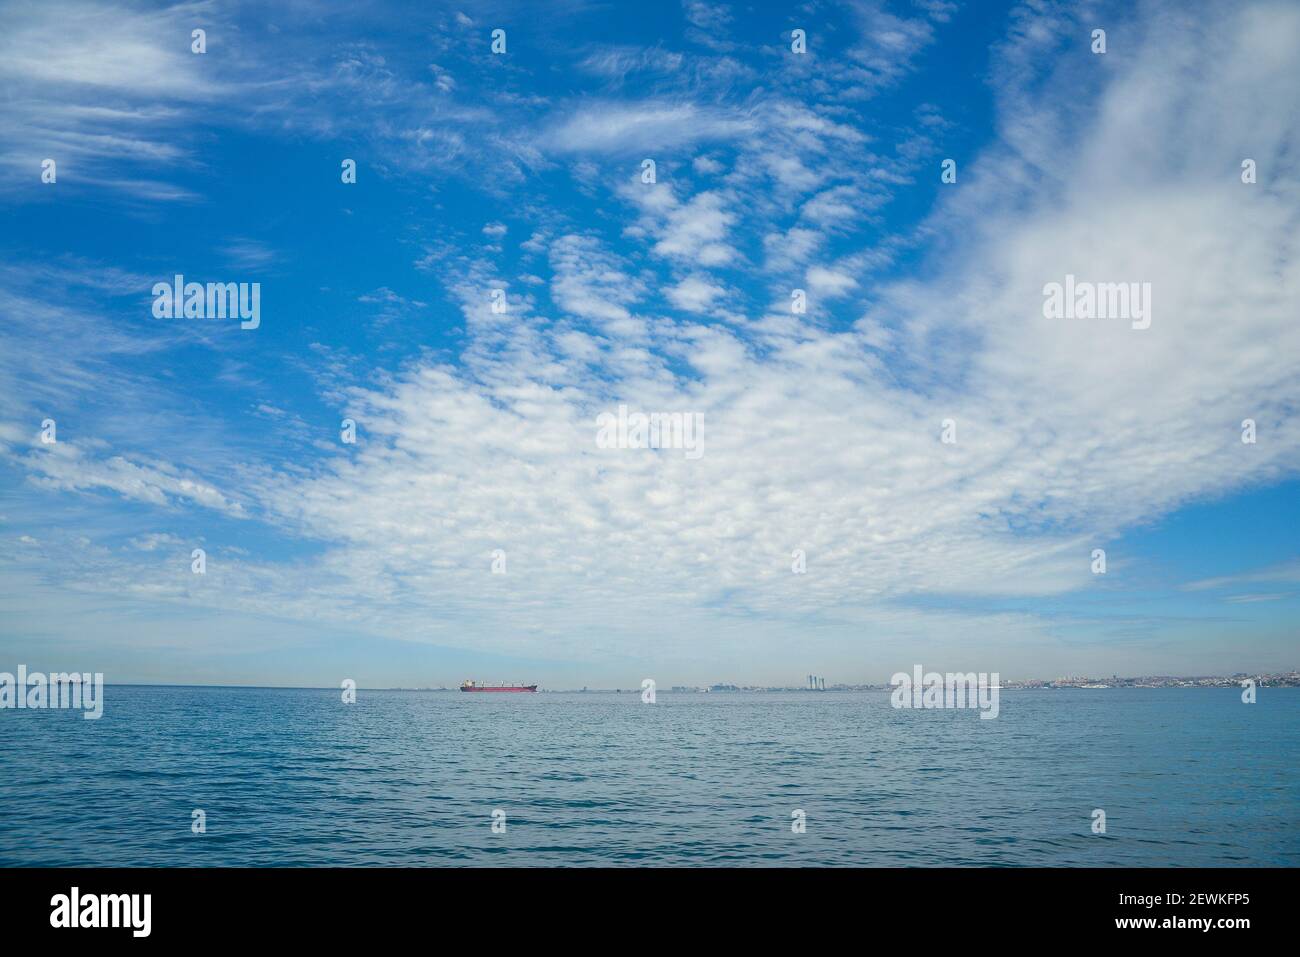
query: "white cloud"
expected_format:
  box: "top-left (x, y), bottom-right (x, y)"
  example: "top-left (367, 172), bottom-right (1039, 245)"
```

top-left (666, 275), bottom-right (726, 313)
top-left (843, 0), bottom-right (940, 93)
top-left (0, 1), bottom-right (230, 197)
top-left (224, 0), bottom-right (1297, 669)
top-left (543, 101), bottom-right (754, 154)
top-left (650, 190), bottom-right (737, 266)
top-left (129, 532), bottom-right (185, 552)
top-left (1185, 560), bottom-right (1300, 592)
top-left (548, 234), bottom-right (646, 333)
top-left (805, 265), bottom-right (859, 299)
top-left (222, 239), bottom-right (277, 271)
top-left (692, 154), bottom-right (724, 175)
top-left (22, 443), bottom-right (246, 517)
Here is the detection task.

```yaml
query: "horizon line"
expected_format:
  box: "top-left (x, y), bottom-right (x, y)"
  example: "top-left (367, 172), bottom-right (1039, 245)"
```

top-left (4, 668), bottom-right (1293, 693)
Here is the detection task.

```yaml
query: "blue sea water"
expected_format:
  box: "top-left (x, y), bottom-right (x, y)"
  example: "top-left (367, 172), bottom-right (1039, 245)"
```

top-left (0, 686), bottom-right (1295, 866)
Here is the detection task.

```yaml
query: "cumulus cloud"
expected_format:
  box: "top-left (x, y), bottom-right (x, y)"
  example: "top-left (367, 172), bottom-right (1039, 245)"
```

top-left (649, 190), bottom-right (737, 266)
top-left (666, 275), bottom-right (727, 313)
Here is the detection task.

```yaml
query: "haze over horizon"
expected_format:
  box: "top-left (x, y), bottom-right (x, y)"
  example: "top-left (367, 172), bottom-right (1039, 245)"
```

top-left (1, 0), bottom-right (1298, 689)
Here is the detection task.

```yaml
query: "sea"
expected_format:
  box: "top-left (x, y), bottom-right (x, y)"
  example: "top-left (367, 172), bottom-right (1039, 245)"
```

top-left (1, 686), bottom-right (1295, 866)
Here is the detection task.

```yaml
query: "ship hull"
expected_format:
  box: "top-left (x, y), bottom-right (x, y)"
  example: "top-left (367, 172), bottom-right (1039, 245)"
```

top-left (460, 685), bottom-right (537, 692)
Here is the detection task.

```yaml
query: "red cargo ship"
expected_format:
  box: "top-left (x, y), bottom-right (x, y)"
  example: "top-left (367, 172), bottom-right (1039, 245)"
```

top-left (460, 680), bottom-right (537, 692)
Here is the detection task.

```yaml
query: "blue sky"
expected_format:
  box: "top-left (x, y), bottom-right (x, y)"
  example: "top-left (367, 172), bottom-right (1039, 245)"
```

top-left (1, 0), bottom-right (1297, 688)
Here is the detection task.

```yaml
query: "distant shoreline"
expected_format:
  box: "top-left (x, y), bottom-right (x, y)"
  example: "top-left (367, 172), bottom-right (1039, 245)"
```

top-left (67, 670), bottom-right (1300, 693)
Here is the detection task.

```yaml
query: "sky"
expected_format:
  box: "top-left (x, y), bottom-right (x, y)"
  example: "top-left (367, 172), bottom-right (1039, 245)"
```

top-left (0, 0), bottom-right (1297, 689)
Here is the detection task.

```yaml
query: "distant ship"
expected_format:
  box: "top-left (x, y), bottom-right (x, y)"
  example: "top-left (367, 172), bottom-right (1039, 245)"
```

top-left (460, 680), bottom-right (537, 692)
